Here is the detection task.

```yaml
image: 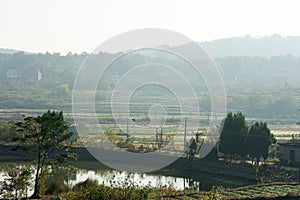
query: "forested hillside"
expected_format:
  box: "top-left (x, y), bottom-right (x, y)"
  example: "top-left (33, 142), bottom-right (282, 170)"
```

top-left (1, 36), bottom-right (300, 120)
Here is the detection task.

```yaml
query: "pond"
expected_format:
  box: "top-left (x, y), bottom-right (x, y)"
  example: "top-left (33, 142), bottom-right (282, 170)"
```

top-left (0, 160), bottom-right (254, 198)
top-left (0, 163), bottom-right (201, 198)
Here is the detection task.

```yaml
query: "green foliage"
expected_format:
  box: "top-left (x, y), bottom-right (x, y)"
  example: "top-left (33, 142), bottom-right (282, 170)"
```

top-left (54, 83), bottom-right (70, 97)
top-left (220, 112), bottom-right (248, 159)
top-left (0, 123), bottom-right (18, 142)
top-left (265, 157), bottom-right (280, 164)
top-left (186, 138), bottom-right (197, 158)
top-left (219, 112), bottom-right (275, 165)
top-left (0, 168), bottom-right (32, 199)
top-left (66, 176), bottom-right (152, 200)
top-left (246, 122), bottom-right (276, 166)
top-left (45, 175), bottom-right (69, 195)
top-left (72, 178), bottom-right (99, 191)
top-left (258, 165), bottom-right (298, 183)
top-left (264, 94), bottom-right (297, 118)
top-left (50, 197), bottom-right (67, 200)
top-left (104, 129), bottom-right (119, 144)
top-left (200, 187), bottom-right (220, 200)
top-left (221, 184), bottom-right (300, 198)
top-left (13, 110), bottom-right (78, 198)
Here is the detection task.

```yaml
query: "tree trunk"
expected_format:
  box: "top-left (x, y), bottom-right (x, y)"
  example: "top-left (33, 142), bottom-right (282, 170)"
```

top-left (31, 167), bottom-right (40, 198)
top-left (256, 157), bottom-right (260, 167)
top-left (31, 147), bottom-right (41, 199)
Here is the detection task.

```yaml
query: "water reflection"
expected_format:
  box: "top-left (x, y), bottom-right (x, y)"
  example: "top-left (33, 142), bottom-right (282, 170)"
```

top-left (68, 169), bottom-right (200, 190)
top-left (0, 165), bottom-right (201, 198)
top-left (0, 160), bottom-right (256, 196)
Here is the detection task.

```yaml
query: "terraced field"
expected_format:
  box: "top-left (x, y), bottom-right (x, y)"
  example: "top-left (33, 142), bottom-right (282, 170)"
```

top-left (156, 183), bottom-right (300, 199)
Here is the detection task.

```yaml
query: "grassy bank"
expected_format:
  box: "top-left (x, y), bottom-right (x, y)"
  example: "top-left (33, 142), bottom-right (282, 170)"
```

top-left (26, 182), bottom-right (300, 200)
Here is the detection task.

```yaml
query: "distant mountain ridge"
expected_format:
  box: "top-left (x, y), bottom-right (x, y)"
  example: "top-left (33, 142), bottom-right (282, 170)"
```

top-left (199, 34), bottom-right (300, 57)
top-left (2, 34), bottom-right (300, 57)
top-left (0, 48), bottom-right (24, 54)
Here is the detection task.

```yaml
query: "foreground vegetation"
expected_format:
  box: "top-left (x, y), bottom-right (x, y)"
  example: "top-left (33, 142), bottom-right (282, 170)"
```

top-left (0, 110), bottom-right (78, 199)
top-left (1, 168), bottom-right (299, 200)
top-left (6, 181), bottom-right (300, 200)
top-left (62, 182), bottom-right (300, 200)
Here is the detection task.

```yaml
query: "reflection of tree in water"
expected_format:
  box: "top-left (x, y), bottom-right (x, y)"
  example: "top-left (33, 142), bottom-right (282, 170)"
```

top-left (184, 178), bottom-right (201, 191)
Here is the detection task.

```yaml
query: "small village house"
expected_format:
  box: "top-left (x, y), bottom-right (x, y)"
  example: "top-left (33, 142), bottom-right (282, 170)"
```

top-left (278, 143), bottom-right (300, 163)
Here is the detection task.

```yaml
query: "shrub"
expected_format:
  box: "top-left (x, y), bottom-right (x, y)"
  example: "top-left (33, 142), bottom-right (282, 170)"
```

top-left (70, 179), bottom-right (110, 200)
top-left (45, 175), bottom-right (69, 195)
top-left (0, 168), bottom-right (32, 199)
top-left (50, 197), bottom-right (67, 200)
top-left (68, 177), bottom-right (152, 200)
top-left (72, 178), bottom-right (98, 191)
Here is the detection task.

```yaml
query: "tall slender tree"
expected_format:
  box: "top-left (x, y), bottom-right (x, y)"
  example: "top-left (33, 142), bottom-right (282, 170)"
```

top-left (246, 122), bottom-right (275, 166)
top-left (219, 112), bottom-right (247, 161)
top-left (14, 110), bottom-right (77, 198)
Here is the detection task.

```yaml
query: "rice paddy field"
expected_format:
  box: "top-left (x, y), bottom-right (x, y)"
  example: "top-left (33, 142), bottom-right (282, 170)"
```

top-left (155, 183), bottom-right (300, 199)
top-left (0, 107), bottom-right (299, 143)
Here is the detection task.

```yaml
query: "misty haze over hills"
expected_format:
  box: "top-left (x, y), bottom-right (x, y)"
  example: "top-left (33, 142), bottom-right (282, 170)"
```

top-left (2, 34), bottom-right (300, 57)
top-left (200, 34), bottom-right (300, 57)
top-left (0, 34), bottom-right (300, 120)
top-left (0, 48), bottom-right (24, 55)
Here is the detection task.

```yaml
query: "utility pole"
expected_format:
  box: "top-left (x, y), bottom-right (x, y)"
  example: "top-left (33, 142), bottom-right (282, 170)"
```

top-left (184, 117), bottom-right (187, 152)
top-left (156, 127), bottom-right (158, 147)
top-left (126, 116), bottom-right (129, 135)
top-left (298, 110), bottom-right (300, 184)
top-left (160, 120), bottom-right (163, 148)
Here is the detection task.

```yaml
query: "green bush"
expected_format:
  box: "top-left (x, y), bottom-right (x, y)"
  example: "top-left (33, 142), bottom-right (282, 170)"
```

top-left (69, 179), bottom-right (110, 200)
top-left (72, 178), bottom-right (98, 191)
top-left (50, 197), bottom-right (67, 200)
top-left (45, 176), bottom-right (69, 195)
top-left (0, 168), bottom-right (32, 199)
top-left (66, 178), bottom-right (151, 200)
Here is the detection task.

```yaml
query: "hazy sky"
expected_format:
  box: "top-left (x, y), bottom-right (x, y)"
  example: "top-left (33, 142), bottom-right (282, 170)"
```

top-left (1, 0), bottom-right (300, 54)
